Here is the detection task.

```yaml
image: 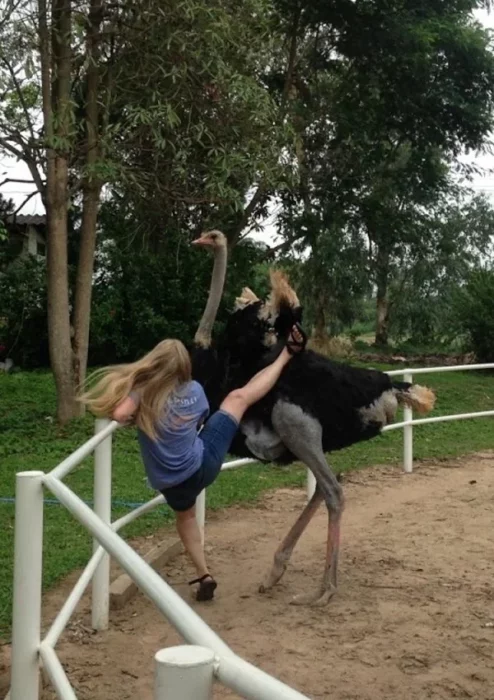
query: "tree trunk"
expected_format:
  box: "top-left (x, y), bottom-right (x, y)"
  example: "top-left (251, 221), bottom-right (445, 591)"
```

top-left (312, 292), bottom-right (329, 347)
top-left (42, 0), bottom-right (78, 422)
top-left (72, 0), bottom-right (103, 397)
top-left (47, 159), bottom-right (77, 422)
top-left (375, 246), bottom-right (390, 347)
top-left (73, 185), bottom-right (101, 392)
top-left (375, 294), bottom-right (390, 346)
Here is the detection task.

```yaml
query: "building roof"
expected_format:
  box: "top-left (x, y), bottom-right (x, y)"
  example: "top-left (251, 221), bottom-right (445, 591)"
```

top-left (6, 214), bottom-right (46, 226)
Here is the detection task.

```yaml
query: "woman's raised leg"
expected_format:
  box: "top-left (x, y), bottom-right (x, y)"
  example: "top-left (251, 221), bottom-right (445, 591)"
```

top-left (220, 324), bottom-right (306, 423)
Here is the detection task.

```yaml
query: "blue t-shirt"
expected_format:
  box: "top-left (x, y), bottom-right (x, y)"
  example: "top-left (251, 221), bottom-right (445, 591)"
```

top-left (132, 380), bottom-right (210, 490)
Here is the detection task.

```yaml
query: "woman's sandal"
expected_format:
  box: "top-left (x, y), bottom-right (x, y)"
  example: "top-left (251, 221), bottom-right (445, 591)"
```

top-left (189, 574), bottom-right (217, 601)
top-left (286, 322), bottom-right (308, 356)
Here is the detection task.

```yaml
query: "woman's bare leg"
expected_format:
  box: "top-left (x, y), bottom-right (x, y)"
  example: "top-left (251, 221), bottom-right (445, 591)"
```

top-left (176, 506), bottom-right (209, 577)
top-left (220, 325), bottom-right (304, 423)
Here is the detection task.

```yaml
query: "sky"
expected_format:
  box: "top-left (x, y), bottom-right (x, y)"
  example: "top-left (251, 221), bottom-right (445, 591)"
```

top-left (1, 8), bottom-right (494, 247)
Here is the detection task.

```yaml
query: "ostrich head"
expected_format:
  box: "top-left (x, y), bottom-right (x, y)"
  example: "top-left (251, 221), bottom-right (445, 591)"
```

top-left (191, 229), bottom-right (228, 249)
top-left (193, 229), bottom-right (228, 348)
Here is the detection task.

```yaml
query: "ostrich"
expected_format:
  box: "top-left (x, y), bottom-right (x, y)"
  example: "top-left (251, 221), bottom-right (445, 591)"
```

top-left (191, 230), bottom-right (436, 605)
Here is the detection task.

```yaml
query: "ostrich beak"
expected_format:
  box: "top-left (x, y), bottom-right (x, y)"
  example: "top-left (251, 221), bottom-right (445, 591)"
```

top-left (191, 237), bottom-right (213, 247)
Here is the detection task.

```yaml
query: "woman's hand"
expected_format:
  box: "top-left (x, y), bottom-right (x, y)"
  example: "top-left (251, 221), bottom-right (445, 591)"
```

top-left (112, 395), bottom-right (138, 424)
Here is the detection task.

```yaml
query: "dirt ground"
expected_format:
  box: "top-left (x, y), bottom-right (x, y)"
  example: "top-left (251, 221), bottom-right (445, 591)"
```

top-left (5, 453), bottom-right (494, 700)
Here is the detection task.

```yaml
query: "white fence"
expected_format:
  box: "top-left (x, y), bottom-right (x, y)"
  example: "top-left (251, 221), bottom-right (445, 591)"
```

top-left (9, 363), bottom-right (494, 700)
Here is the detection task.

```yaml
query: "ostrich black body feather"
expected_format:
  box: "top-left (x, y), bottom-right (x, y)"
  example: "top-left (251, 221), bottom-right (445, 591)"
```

top-left (191, 299), bottom-right (417, 465)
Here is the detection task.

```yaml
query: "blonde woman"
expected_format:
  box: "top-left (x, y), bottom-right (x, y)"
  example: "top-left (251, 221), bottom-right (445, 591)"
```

top-left (80, 324), bottom-right (306, 601)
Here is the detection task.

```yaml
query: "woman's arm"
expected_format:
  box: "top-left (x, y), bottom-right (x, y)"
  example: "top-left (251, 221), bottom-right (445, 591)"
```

top-left (113, 395), bottom-right (139, 424)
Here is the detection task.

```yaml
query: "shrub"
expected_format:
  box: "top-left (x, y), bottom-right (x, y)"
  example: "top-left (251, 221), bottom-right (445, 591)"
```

top-left (308, 334), bottom-right (355, 359)
top-left (454, 269), bottom-right (494, 363)
top-left (0, 254), bottom-right (49, 368)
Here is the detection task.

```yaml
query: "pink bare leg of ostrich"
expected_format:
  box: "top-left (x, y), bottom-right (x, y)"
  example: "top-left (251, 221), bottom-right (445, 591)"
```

top-left (259, 489), bottom-right (323, 593)
top-left (271, 400), bottom-right (344, 606)
top-left (291, 510), bottom-right (342, 606)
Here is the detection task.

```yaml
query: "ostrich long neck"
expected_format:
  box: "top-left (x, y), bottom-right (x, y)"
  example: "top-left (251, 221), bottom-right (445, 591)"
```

top-left (194, 244), bottom-right (227, 348)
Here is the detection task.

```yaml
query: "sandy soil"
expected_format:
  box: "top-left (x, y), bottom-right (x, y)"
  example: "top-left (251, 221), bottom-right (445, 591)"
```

top-left (5, 453), bottom-right (494, 700)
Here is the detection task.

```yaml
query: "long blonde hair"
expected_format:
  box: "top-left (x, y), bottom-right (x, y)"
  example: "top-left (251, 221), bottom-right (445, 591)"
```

top-left (79, 339), bottom-right (192, 440)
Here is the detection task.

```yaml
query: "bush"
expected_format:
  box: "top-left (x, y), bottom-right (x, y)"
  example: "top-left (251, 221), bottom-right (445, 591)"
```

top-left (454, 269), bottom-right (494, 362)
top-left (87, 234), bottom-right (269, 365)
top-left (0, 220), bottom-right (268, 369)
top-left (0, 254), bottom-right (49, 368)
top-left (308, 334), bottom-right (355, 359)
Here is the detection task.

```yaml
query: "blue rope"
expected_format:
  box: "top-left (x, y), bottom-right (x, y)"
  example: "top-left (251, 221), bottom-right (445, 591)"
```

top-left (0, 496), bottom-right (156, 509)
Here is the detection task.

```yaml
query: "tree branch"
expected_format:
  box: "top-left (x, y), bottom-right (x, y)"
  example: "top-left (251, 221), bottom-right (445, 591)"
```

top-left (0, 136), bottom-right (24, 159)
top-left (229, 5), bottom-right (303, 246)
top-left (229, 185), bottom-right (267, 246)
top-left (0, 0), bottom-right (25, 32)
top-left (38, 0), bottom-right (53, 144)
top-left (13, 189), bottom-right (40, 215)
top-left (0, 131), bottom-right (45, 197)
top-left (263, 237), bottom-right (301, 259)
top-left (281, 3), bottom-right (302, 113)
top-left (0, 177), bottom-right (36, 187)
top-left (0, 56), bottom-right (37, 144)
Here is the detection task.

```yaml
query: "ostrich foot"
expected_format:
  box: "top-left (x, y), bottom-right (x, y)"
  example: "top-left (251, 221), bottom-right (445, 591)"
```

top-left (258, 559), bottom-right (287, 593)
top-left (290, 584), bottom-right (337, 607)
top-left (258, 491), bottom-right (324, 594)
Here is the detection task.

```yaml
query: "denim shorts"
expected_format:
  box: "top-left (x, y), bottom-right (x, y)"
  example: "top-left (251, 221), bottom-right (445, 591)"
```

top-left (160, 410), bottom-right (239, 512)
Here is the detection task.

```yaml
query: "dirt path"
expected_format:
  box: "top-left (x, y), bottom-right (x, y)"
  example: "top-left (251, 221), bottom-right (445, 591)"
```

top-left (15, 454), bottom-right (494, 699)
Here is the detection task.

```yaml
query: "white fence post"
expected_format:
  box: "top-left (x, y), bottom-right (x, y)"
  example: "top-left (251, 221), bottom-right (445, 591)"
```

top-left (92, 418), bottom-right (112, 631)
top-left (307, 469), bottom-right (317, 501)
top-left (11, 471), bottom-right (45, 700)
top-left (196, 490), bottom-right (206, 546)
top-left (403, 371), bottom-right (413, 473)
top-left (154, 646), bottom-right (215, 700)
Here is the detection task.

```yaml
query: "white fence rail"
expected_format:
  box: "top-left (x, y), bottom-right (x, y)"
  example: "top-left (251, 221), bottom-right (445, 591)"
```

top-left (11, 468), bottom-right (308, 700)
top-left (9, 363), bottom-right (494, 700)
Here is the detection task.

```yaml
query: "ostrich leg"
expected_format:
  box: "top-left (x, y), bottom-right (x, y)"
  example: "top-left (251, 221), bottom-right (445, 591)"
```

top-left (268, 400), bottom-right (344, 606)
top-left (259, 487), bottom-right (323, 593)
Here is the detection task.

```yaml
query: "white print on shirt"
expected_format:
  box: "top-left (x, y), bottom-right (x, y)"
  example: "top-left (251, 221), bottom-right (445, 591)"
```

top-left (171, 395), bottom-right (198, 408)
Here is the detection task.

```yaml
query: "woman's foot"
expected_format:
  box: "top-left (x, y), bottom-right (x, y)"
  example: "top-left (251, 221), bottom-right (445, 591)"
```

top-left (286, 323), bottom-right (307, 356)
top-left (189, 574), bottom-right (217, 601)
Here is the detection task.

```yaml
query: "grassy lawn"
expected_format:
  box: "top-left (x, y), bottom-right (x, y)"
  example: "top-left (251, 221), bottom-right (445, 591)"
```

top-left (1, 366), bottom-right (494, 640)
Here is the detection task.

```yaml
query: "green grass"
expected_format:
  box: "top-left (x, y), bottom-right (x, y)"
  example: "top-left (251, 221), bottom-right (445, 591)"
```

top-left (1, 366), bottom-right (494, 640)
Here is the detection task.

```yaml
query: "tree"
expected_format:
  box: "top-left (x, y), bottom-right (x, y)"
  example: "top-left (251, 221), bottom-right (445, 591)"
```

top-left (358, 148), bottom-right (452, 345)
top-left (89, 198), bottom-right (270, 363)
top-left (389, 194), bottom-right (494, 347)
top-left (0, 0), bottom-right (288, 421)
top-left (0, 0), bottom-right (112, 419)
top-left (0, 194), bottom-right (48, 366)
top-left (105, 0), bottom-right (294, 246)
top-left (0, 194), bottom-right (14, 242)
top-left (454, 267), bottom-right (494, 362)
top-left (272, 0), bottom-right (494, 345)
top-left (0, 254), bottom-right (48, 367)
